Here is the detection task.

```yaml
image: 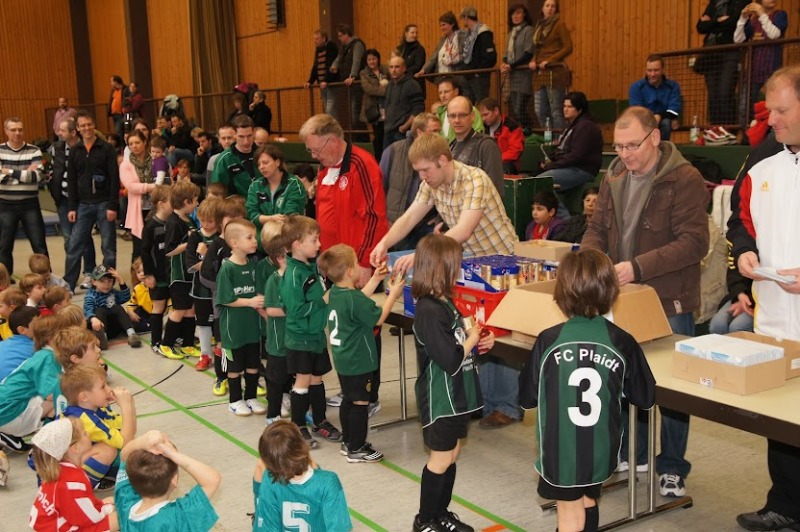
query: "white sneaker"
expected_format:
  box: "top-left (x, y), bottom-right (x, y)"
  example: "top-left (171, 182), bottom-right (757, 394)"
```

top-left (326, 392), bottom-right (343, 407)
top-left (368, 401), bottom-right (381, 418)
top-left (266, 416), bottom-right (280, 425)
top-left (79, 274), bottom-right (92, 290)
top-left (659, 474), bottom-right (686, 497)
top-left (616, 461), bottom-right (649, 473)
top-left (281, 393), bottom-right (291, 418)
top-left (229, 400), bottom-right (252, 417)
top-left (246, 399), bottom-right (267, 415)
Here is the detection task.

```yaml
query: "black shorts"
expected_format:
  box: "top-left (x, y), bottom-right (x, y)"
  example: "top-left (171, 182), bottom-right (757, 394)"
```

top-left (193, 298), bottom-right (214, 326)
top-left (223, 343), bottom-right (261, 374)
top-left (170, 282), bottom-right (193, 310)
top-left (537, 477), bottom-right (603, 502)
top-left (423, 413), bottom-right (470, 452)
top-left (286, 348), bottom-right (332, 376)
top-left (265, 354), bottom-right (290, 385)
top-left (338, 372), bottom-right (374, 403)
top-left (149, 286), bottom-right (169, 301)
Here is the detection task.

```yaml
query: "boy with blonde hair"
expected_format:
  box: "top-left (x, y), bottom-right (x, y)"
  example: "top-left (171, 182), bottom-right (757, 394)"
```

top-left (20, 273), bottom-right (46, 308)
top-left (28, 253), bottom-right (71, 293)
top-left (0, 287), bottom-right (26, 341)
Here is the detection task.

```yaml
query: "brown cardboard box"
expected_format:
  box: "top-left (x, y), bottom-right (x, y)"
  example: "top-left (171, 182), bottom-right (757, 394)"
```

top-left (672, 351), bottom-right (785, 395)
top-left (514, 240), bottom-right (574, 262)
top-left (728, 331), bottom-right (800, 380)
top-left (487, 280), bottom-right (672, 344)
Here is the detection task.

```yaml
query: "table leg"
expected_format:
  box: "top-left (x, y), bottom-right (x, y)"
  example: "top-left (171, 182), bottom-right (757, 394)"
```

top-left (371, 327), bottom-right (418, 430)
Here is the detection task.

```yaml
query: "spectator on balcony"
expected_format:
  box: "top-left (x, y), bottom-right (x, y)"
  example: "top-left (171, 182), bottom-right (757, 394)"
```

top-left (227, 93), bottom-right (248, 124)
top-left (360, 49), bottom-right (389, 157)
top-left (696, 0), bottom-right (750, 126)
top-left (478, 97), bottom-right (524, 175)
top-left (529, 0), bottom-right (573, 131)
top-left (384, 56), bottom-right (425, 150)
top-left (248, 91), bottom-right (273, 135)
top-left (108, 75), bottom-right (131, 138)
top-left (432, 77), bottom-right (483, 142)
top-left (124, 82), bottom-right (144, 120)
top-left (458, 6), bottom-right (497, 105)
top-left (629, 54), bottom-right (683, 141)
top-left (331, 23), bottom-right (369, 142)
top-left (305, 30), bottom-right (339, 117)
top-left (421, 11), bottom-right (463, 80)
top-left (52, 97), bottom-right (76, 141)
top-left (397, 24), bottom-right (426, 93)
top-left (500, 3), bottom-right (534, 132)
top-left (447, 96), bottom-right (504, 198)
top-left (734, 0), bottom-right (788, 118)
top-left (211, 115), bottom-right (256, 197)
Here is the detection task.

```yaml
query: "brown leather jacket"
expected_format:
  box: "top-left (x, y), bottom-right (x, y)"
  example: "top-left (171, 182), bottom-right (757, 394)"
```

top-left (581, 142), bottom-right (709, 316)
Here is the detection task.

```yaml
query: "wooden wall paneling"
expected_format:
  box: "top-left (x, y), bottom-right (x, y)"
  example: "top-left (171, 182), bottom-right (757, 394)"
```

top-left (0, 0), bottom-right (78, 140)
top-left (147, 0), bottom-right (193, 100)
top-left (86, 0), bottom-right (130, 133)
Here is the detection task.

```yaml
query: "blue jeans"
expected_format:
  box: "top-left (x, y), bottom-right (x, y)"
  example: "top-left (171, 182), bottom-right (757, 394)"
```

top-left (620, 312), bottom-right (693, 478)
top-left (709, 300), bottom-right (754, 334)
top-left (64, 202), bottom-right (116, 290)
top-left (0, 199), bottom-right (49, 275)
top-left (658, 117), bottom-right (674, 141)
top-left (57, 202), bottom-right (96, 275)
top-left (509, 91), bottom-right (531, 131)
top-left (540, 167), bottom-right (595, 219)
top-left (478, 356), bottom-right (522, 420)
top-left (320, 86), bottom-right (336, 116)
top-left (534, 86), bottom-right (566, 130)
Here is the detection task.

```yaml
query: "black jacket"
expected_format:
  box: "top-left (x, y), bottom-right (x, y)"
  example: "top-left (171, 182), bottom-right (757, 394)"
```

top-left (461, 29), bottom-right (497, 71)
top-left (384, 75), bottom-right (425, 132)
top-left (250, 101), bottom-right (273, 134)
top-left (168, 124), bottom-right (199, 152)
top-left (67, 138), bottom-right (120, 211)
top-left (307, 40), bottom-right (340, 84)
top-left (540, 113), bottom-right (603, 177)
top-left (50, 140), bottom-right (73, 207)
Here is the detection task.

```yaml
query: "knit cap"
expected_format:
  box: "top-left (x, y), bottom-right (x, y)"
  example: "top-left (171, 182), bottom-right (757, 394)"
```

top-left (31, 418), bottom-right (73, 460)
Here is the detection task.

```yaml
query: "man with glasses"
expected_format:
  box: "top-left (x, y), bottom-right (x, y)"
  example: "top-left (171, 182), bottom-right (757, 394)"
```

top-left (211, 115), bottom-right (256, 197)
top-left (582, 106), bottom-right (709, 499)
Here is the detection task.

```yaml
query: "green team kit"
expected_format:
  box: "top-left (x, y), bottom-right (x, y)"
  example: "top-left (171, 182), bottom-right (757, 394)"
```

top-left (263, 269), bottom-right (286, 357)
top-left (280, 256), bottom-right (327, 353)
top-left (519, 316), bottom-right (656, 488)
top-left (215, 258), bottom-right (261, 351)
top-left (326, 286), bottom-right (382, 376)
top-left (165, 213), bottom-right (197, 284)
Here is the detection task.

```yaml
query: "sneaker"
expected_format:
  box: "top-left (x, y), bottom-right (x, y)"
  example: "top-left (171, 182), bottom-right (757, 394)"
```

top-left (659, 474), bottom-right (686, 497)
top-left (438, 511), bottom-right (474, 532)
top-left (0, 450), bottom-right (8, 487)
top-left (305, 410), bottom-right (314, 427)
top-left (413, 514), bottom-right (447, 532)
top-left (368, 401), bottom-right (382, 418)
top-left (300, 427), bottom-right (319, 449)
top-left (340, 442), bottom-right (349, 456)
top-left (95, 477), bottom-right (116, 492)
top-left (326, 392), bottom-right (343, 407)
top-left (0, 432), bottom-right (31, 453)
top-left (212, 379), bottom-right (228, 397)
top-left (158, 345), bottom-right (184, 360)
top-left (79, 274), bottom-right (92, 290)
top-left (266, 416), bottom-right (280, 425)
top-left (616, 461), bottom-right (649, 473)
top-left (246, 399), bottom-right (267, 415)
top-left (281, 393), bottom-right (291, 418)
top-left (229, 400), bottom-right (252, 416)
top-left (177, 345), bottom-right (201, 358)
top-left (312, 420), bottom-right (343, 442)
top-left (127, 335), bottom-right (142, 348)
top-left (257, 385), bottom-right (267, 397)
top-left (195, 354), bottom-right (212, 371)
top-left (94, 329), bottom-right (108, 351)
top-left (736, 508), bottom-right (800, 531)
top-left (346, 443), bottom-right (384, 463)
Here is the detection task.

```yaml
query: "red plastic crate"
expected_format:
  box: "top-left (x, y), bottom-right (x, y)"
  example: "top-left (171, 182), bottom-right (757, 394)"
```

top-left (452, 284), bottom-right (510, 337)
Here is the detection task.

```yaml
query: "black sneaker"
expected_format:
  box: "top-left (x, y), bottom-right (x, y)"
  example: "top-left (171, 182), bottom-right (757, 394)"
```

top-left (346, 443), bottom-right (383, 463)
top-left (95, 477), bottom-right (116, 492)
top-left (312, 420), bottom-right (342, 442)
top-left (438, 511), bottom-right (474, 532)
top-left (299, 427), bottom-right (319, 449)
top-left (0, 432), bottom-right (31, 453)
top-left (736, 508), bottom-right (800, 531)
top-left (413, 515), bottom-right (446, 532)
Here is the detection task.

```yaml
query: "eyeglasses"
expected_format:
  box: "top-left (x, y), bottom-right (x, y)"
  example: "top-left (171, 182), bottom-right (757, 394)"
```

top-left (447, 113), bottom-right (471, 120)
top-left (613, 128), bottom-right (654, 153)
top-left (305, 136), bottom-right (330, 155)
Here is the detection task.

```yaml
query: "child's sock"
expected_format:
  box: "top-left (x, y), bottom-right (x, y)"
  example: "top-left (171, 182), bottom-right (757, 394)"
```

top-left (83, 456), bottom-right (112, 488)
top-left (349, 403), bottom-right (368, 451)
top-left (228, 374), bottom-right (243, 403)
top-left (150, 312), bottom-right (164, 345)
top-left (162, 317), bottom-right (181, 348)
top-left (439, 463), bottom-right (456, 513)
top-left (198, 325), bottom-right (212, 356)
top-left (243, 372), bottom-right (259, 401)
top-left (290, 388), bottom-right (310, 428)
top-left (419, 466), bottom-right (446, 521)
top-left (339, 400), bottom-right (351, 446)
top-left (181, 316), bottom-right (196, 347)
top-left (266, 379), bottom-right (283, 419)
top-left (584, 505), bottom-right (599, 532)
top-left (213, 348), bottom-right (224, 381)
top-left (309, 382), bottom-right (327, 425)
top-left (126, 327), bottom-right (135, 337)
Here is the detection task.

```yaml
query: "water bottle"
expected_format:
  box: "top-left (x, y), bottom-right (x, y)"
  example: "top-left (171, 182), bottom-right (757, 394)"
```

top-left (543, 118), bottom-right (552, 145)
top-left (690, 115), bottom-right (700, 144)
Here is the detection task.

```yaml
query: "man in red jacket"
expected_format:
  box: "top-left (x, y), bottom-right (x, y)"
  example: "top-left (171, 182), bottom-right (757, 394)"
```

top-left (479, 97), bottom-right (524, 174)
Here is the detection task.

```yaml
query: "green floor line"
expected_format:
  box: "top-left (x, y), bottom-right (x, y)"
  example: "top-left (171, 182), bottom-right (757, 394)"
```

top-left (137, 399), bottom-right (230, 419)
top-left (380, 460), bottom-right (526, 532)
top-left (105, 359), bottom-right (386, 531)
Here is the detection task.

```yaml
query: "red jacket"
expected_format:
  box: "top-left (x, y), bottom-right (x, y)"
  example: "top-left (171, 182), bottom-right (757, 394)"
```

top-left (488, 115), bottom-right (524, 171)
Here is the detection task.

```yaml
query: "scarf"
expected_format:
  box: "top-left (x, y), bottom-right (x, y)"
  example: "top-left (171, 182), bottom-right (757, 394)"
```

top-left (461, 22), bottom-right (485, 65)
top-left (507, 24), bottom-right (522, 64)
top-left (533, 13), bottom-right (560, 48)
top-left (130, 152), bottom-right (153, 184)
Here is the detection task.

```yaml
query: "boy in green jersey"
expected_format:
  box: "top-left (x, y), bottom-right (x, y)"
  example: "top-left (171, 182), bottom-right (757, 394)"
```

top-left (216, 220), bottom-right (267, 417)
top-left (279, 215), bottom-right (340, 449)
top-left (317, 244), bottom-right (404, 463)
top-left (519, 250), bottom-right (656, 532)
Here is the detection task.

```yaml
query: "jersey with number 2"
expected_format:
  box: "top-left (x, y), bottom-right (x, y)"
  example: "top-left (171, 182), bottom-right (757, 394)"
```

top-left (519, 316), bottom-right (656, 488)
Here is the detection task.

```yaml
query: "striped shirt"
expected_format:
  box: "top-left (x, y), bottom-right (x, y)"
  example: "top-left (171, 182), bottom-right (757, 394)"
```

top-left (415, 161), bottom-right (517, 257)
top-left (0, 142), bottom-right (43, 202)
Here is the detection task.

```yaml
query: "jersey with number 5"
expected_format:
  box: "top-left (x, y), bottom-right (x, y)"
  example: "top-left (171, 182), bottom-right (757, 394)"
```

top-left (519, 316), bottom-right (656, 487)
top-left (326, 285), bottom-right (382, 375)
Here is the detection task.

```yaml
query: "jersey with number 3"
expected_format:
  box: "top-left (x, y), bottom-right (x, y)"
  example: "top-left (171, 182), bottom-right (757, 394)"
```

top-left (519, 316), bottom-right (656, 487)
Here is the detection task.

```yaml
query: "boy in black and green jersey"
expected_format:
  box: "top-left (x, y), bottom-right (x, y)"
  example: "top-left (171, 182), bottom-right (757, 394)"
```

top-left (140, 185), bottom-right (173, 354)
top-left (410, 235), bottom-right (494, 532)
top-left (279, 215), bottom-right (340, 449)
top-left (317, 244), bottom-right (405, 463)
top-left (216, 219), bottom-right (267, 417)
top-left (519, 249), bottom-right (656, 532)
top-left (160, 181), bottom-right (200, 360)
top-left (185, 197), bottom-right (221, 372)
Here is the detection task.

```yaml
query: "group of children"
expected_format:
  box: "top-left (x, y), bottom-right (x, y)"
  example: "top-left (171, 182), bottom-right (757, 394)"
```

top-left (525, 187), bottom-right (599, 243)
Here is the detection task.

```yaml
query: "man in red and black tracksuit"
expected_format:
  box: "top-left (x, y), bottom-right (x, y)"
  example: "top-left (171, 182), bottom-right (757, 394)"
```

top-left (727, 65), bottom-right (800, 531)
top-left (478, 97), bottom-right (525, 174)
